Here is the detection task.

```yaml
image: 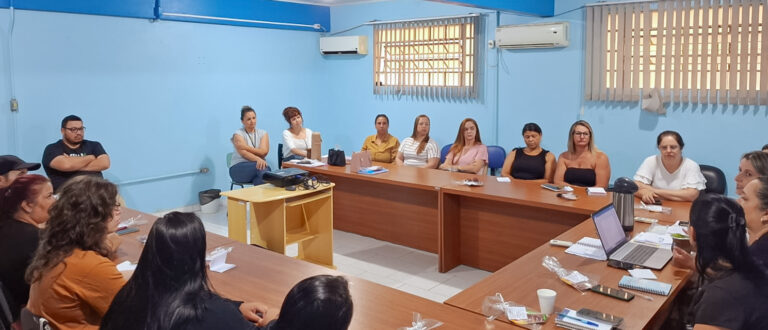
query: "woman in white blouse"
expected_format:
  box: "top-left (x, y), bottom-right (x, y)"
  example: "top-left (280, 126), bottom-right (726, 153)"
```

top-left (281, 106), bottom-right (313, 162)
top-left (395, 114), bottom-right (439, 168)
top-left (634, 130), bottom-right (706, 203)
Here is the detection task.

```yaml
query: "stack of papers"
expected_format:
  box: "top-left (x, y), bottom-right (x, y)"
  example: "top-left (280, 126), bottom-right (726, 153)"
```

top-left (287, 159), bottom-right (326, 167)
top-left (586, 187), bottom-right (606, 196)
top-left (564, 237), bottom-right (606, 260)
top-left (631, 232), bottom-right (672, 248)
top-left (666, 221), bottom-right (690, 238)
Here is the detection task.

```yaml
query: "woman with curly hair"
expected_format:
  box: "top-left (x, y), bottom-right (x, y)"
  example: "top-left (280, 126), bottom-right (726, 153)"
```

top-left (26, 176), bottom-right (125, 330)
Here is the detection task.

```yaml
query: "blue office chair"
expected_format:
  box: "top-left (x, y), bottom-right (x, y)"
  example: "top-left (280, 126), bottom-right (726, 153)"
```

top-left (700, 164), bottom-right (726, 195)
top-left (440, 144), bottom-right (452, 164)
top-left (486, 145), bottom-right (506, 176)
top-left (226, 152), bottom-right (251, 190)
top-left (277, 143), bottom-right (284, 169)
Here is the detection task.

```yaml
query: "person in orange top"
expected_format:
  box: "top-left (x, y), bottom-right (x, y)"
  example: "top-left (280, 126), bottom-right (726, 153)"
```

top-left (26, 176), bottom-right (126, 330)
top-left (361, 114), bottom-right (400, 163)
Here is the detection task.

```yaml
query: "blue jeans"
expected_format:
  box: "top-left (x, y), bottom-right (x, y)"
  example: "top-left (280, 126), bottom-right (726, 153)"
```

top-left (229, 162), bottom-right (271, 185)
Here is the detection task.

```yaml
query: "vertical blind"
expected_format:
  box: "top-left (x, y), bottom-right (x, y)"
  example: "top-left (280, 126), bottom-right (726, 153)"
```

top-left (373, 15), bottom-right (480, 99)
top-left (585, 0), bottom-right (766, 105)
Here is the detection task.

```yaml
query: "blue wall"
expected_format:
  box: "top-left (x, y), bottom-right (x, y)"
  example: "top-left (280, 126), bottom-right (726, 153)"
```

top-left (0, 9), bottom-right (327, 211)
top-left (1, 0), bottom-right (765, 213)
top-left (325, 0), bottom-right (767, 197)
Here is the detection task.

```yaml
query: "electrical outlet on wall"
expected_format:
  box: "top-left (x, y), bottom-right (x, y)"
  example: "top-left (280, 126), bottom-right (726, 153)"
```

top-left (10, 98), bottom-right (18, 112)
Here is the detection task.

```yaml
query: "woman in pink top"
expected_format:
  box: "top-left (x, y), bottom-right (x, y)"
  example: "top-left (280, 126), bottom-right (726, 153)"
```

top-left (440, 118), bottom-right (488, 174)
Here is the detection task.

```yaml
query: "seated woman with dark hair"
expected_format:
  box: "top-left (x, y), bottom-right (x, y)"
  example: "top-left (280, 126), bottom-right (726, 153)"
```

top-left (361, 114), bottom-right (399, 163)
top-left (102, 212), bottom-right (269, 330)
top-left (634, 131), bottom-right (706, 203)
top-left (0, 174), bottom-right (54, 324)
top-left (501, 123), bottom-right (555, 181)
top-left (265, 275), bottom-right (353, 330)
top-left (230, 106), bottom-right (271, 185)
top-left (26, 176), bottom-right (125, 330)
top-left (686, 194), bottom-right (768, 329)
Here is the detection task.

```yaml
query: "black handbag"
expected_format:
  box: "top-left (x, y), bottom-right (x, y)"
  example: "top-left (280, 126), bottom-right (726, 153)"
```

top-left (328, 148), bottom-right (346, 166)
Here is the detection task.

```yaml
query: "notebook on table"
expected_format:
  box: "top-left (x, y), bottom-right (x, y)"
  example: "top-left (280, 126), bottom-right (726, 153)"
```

top-left (591, 204), bottom-right (673, 270)
top-left (618, 275), bottom-right (671, 295)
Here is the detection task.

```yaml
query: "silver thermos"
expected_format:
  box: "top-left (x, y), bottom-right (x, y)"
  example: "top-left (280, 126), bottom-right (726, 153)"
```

top-left (612, 177), bottom-right (639, 232)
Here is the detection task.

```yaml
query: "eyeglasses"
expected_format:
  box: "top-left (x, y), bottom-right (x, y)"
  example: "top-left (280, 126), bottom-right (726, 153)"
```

top-left (573, 132), bottom-right (590, 137)
top-left (65, 127), bottom-right (86, 133)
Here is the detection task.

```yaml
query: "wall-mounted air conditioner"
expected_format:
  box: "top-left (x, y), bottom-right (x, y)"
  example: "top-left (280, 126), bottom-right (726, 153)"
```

top-left (495, 22), bottom-right (569, 49)
top-left (319, 36), bottom-right (368, 55)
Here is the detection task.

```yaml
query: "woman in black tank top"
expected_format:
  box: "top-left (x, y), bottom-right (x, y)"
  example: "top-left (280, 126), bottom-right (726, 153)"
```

top-left (553, 120), bottom-right (611, 188)
top-left (501, 123), bottom-right (556, 181)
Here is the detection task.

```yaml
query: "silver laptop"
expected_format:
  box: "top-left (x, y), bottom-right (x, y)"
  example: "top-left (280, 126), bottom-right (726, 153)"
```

top-left (591, 204), bottom-right (672, 270)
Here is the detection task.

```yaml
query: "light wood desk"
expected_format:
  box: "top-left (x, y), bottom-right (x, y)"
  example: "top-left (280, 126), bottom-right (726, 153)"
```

top-left (220, 184), bottom-right (335, 269)
top-left (285, 163), bottom-right (615, 272)
top-left (445, 203), bottom-right (693, 329)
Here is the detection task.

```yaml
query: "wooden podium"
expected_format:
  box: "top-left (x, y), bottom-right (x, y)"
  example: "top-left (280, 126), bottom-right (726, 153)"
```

top-left (220, 183), bottom-right (334, 269)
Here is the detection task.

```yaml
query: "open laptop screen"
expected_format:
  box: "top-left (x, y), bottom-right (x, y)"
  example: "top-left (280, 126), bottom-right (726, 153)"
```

top-left (593, 204), bottom-right (627, 254)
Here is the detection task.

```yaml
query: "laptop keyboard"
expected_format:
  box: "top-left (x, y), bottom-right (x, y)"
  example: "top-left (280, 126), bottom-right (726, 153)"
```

top-left (622, 245), bottom-right (656, 264)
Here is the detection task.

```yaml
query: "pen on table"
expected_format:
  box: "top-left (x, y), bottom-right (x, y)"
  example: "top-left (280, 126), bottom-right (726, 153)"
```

top-left (624, 288), bottom-right (654, 301)
top-left (563, 314), bottom-right (599, 327)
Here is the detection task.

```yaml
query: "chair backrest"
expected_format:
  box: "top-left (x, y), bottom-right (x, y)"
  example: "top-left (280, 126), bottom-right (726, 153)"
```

top-left (700, 164), bottom-right (726, 195)
top-left (486, 145), bottom-right (507, 176)
top-left (439, 144), bottom-right (452, 164)
top-left (20, 308), bottom-right (50, 330)
top-left (277, 143), bottom-right (284, 169)
top-left (226, 152), bottom-right (234, 167)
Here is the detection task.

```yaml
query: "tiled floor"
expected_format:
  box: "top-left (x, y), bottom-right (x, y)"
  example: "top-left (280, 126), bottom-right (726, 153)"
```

top-left (154, 200), bottom-right (491, 303)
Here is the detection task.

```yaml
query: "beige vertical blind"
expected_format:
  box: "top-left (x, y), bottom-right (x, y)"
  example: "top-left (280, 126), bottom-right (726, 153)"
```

top-left (373, 15), bottom-right (480, 99)
top-left (584, 0), bottom-right (766, 106)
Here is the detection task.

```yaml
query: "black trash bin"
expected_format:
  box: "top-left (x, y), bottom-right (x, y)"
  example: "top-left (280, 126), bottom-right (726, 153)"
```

top-left (199, 189), bottom-right (221, 214)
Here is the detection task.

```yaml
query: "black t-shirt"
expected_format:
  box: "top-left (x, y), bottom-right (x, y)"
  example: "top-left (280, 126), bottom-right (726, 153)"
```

top-left (42, 139), bottom-right (107, 191)
top-left (690, 271), bottom-right (768, 329)
top-left (103, 291), bottom-right (260, 330)
top-left (750, 234), bottom-right (768, 271)
top-left (510, 147), bottom-right (549, 180)
top-left (0, 218), bottom-right (41, 321)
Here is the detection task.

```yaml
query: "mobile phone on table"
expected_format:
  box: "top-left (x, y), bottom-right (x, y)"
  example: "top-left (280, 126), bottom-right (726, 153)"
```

top-left (541, 184), bottom-right (561, 192)
top-left (117, 227), bottom-right (139, 236)
top-left (577, 308), bottom-right (623, 326)
top-left (590, 284), bottom-right (634, 301)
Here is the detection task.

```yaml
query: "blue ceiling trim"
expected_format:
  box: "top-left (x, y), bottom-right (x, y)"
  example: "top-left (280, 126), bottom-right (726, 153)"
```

top-left (157, 0), bottom-right (331, 32)
top-left (9, 0), bottom-right (156, 19)
top-left (0, 0), bottom-right (10, 8)
top-left (427, 0), bottom-right (554, 17)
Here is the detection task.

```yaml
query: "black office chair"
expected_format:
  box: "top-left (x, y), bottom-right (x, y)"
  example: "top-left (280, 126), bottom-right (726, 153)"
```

top-left (1, 281), bottom-right (13, 330)
top-left (700, 164), bottom-right (726, 195)
top-left (278, 143), bottom-right (284, 169)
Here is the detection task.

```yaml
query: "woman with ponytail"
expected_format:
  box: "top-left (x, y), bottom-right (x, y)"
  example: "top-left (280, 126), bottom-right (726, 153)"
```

top-left (396, 115), bottom-right (439, 168)
top-left (687, 194), bottom-right (768, 329)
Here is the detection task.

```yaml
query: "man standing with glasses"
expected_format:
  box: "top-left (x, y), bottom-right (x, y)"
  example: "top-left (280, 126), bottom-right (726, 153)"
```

top-left (42, 115), bottom-right (110, 190)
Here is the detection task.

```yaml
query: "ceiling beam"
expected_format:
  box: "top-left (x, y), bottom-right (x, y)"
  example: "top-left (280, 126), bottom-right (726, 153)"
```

top-left (426, 0), bottom-right (554, 17)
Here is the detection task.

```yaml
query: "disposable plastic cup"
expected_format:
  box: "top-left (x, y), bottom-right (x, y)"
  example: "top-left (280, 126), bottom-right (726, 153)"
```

top-left (537, 289), bottom-right (557, 315)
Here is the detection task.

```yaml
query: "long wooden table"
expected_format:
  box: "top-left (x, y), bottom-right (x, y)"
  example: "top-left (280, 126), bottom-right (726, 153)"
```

top-left (114, 208), bottom-right (518, 329)
top-left (285, 162), bottom-right (614, 272)
top-left (445, 202), bottom-right (693, 329)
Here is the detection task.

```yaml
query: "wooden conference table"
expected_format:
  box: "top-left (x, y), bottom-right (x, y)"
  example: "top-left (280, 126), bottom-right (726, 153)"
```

top-left (114, 208), bottom-right (518, 330)
top-left (445, 202), bottom-right (692, 330)
top-left (284, 162), bottom-right (615, 272)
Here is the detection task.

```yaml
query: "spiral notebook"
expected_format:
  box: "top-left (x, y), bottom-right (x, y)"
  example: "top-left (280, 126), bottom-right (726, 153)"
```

top-left (618, 275), bottom-right (671, 295)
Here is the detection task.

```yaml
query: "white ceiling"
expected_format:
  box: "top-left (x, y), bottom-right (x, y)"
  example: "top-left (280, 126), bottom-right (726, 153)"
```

top-left (276, 0), bottom-right (387, 6)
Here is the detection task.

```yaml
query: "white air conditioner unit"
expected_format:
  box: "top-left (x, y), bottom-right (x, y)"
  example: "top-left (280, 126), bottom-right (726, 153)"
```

top-left (495, 22), bottom-right (569, 49)
top-left (319, 36), bottom-right (368, 55)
